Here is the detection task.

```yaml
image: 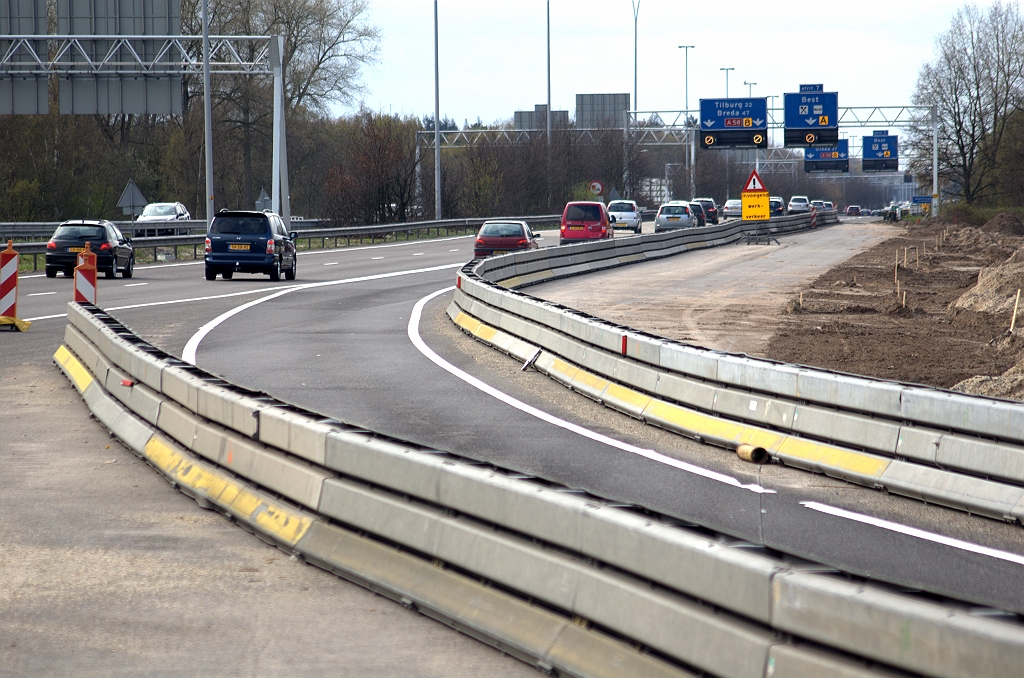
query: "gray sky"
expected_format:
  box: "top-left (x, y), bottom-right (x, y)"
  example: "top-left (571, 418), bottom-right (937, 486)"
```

top-left (352, 0), bottom-right (968, 125)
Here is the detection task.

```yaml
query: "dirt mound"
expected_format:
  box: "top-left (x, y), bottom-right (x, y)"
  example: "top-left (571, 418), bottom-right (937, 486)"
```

top-left (947, 226), bottom-right (1002, 252)
top-left (954, 352), bottom-right (1024, 400)
top-left (980, 212), bottom-right (1024, 237)
top-left (952, 260), bottom-right (1024, 315)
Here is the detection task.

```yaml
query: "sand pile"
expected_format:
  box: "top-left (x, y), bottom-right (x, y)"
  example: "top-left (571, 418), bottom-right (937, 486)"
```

top-left (952, 246), bottom-right (1024, 315)
top-left (954, 358), bottom-right (1024, 401)
top-left (946, 226), bottom-right (1010, 254)
top-left (979, 212), bottom-right (1024, 237)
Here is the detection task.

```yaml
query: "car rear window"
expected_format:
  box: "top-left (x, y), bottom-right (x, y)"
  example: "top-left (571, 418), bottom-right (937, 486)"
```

top-left (690, 204), bottom-right (704, 213)
top-left (608, 202), bottom-right (635, 212)
top-left (479, 222), bottom-right (525, 237)
top-left (791, 197), bottom-right (808, 203)
top-left (698, 200), bottom-right (715, 209)
top-left (565, 204), bottom-right (602, 222)
top-left (210, 216), bottom-right (270, 235)
top-left (53, 225), bottom-right (105, 240)
top-left (661, 205), bottom-right (688, 215)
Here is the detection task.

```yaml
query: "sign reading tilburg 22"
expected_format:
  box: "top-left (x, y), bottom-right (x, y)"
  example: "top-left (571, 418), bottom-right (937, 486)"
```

top-left (699, 98), bottom-right (769, 148)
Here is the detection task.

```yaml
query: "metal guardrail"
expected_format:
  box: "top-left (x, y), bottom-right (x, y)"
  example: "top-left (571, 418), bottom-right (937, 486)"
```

top-left (55, 300), bottom-right (1024, 678)
top-left (450, 213), bottom-right (1024, 528)
top-left (7, 214), bottom-right (564, 270)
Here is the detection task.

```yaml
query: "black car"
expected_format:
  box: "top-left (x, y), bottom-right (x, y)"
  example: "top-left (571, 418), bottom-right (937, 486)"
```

top-left (694, 198), bottom-right (719, 224)
top-left (689, 202), bottom-right (707, 227)
top-left (204, 210), bottom-right (297, 281)
top-left (769, 197), bottom-right (786, 217)
top-left (45, 220), bottom-right (134, 279)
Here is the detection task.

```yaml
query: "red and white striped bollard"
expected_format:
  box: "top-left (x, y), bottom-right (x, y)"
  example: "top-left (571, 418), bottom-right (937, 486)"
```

top-left (0, 240), bottom-right (30, 331)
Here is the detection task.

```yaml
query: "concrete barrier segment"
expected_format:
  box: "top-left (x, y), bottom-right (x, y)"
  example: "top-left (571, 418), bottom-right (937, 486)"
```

top-left (766, 644), bottom-right (905, 678)
top-left (771, 569), bottom-right (1024, 678)
top-left (63, 323), bottom-right (109, 384)
top-left (196, 383), bottom-right (262, 438)
top-left (103, 363), bottom-right (165, 426)
top-left (935, 434), bottom-right (1024, 485)
top-left (53, 344), bottom-right (93, 394)
top-left (878, 461), bottom-right (1024, 522)
top-left (160, 365), bottom-right (205, 412)
top-left (294, 521), bottom-right (693, 678)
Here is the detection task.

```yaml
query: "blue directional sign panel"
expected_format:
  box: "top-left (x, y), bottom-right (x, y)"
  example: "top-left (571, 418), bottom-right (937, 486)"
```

top-left (699, 98), bottom-right (768, 131)
top-left (784, 91), bottom-right (838, 129)
top-left (862, 131), bottom-right (899, 171)
top-left (912, 195), bottom-right (933, 204)
top-left (803, 139), bottom-right (849, 173)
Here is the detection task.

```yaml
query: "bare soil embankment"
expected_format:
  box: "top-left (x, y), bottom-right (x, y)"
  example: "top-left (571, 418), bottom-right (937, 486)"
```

top-left (766, 214), bottom-right (1024, 398)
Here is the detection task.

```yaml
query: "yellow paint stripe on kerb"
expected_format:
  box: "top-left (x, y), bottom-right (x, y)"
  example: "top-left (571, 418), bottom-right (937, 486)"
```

top-left (603, 383), bottom-right (651, 410)
top-left (573, 369), bottom-right (609, 393)
top-left (476, 325), bottom-right (497, 342)
top-left (643, 400), bottom-right (787, 450)
top-left (53, 344), bottom-right (93, 392)
top-left (453, 311), bottom-right (481, 335)
top-left (777, 436), bottom-right (891, 478)
top-left (143, 436), bottom-right (311, 545)
top-left (550, 359), bottom-right (579, 381)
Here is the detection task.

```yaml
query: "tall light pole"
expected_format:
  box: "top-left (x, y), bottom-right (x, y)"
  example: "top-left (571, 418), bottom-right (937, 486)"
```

top-left (677, 45), bottom-right (694, 112)
top-left (433, 0), bottom-right (441, 220)
top-left (546, 0), bottom-right (551, 208)
top-left (632, 0), bottom-right (640, 111)
top-left (744, 81), bottom-right (756, 97)
top-left (202, 0), bottom-right (213, 224)
top-left (720, 67), bottom-right (734, 97)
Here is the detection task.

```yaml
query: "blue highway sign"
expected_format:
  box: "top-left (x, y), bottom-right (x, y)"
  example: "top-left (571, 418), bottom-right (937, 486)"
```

top-left (912, 195), bottom-right (933, 204)
top-left (862, 131), bottom-right (899, 171)
top-left (784, 91), bottom-right (838, 129)
top-left (803, 139), bottom-right (849, 173)
top-left (700, 98), bottom-right (768, 131)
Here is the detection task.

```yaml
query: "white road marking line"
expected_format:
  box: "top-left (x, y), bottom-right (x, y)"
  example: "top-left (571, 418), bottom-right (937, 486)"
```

top-left (800, 501), bottom-right (1024, 565)
top-left (412, 253), bottom-right (424, 256)
top-left (408, 287), bottom-right (773, 495)
top-left (28, 292), bottom-right (57, 296)
top-left (449, 249), bottom-right (459, 252)
top-left (124, 282), bottom-right (148, 287)
top-left (180, 263), bottom-right (462, 364)
top-left (372, 257), bottom-right (383, 260)
top-left (324, 262), bottom-right (339, 266)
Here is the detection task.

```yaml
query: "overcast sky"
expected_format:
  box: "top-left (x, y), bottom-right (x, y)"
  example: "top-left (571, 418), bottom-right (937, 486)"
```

top-left (350, 0), bottom-right (968, 125)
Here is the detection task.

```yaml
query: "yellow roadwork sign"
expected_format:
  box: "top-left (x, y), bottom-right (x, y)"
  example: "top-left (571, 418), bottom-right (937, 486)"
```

top-left (741, 169), bottom-right (770, 221)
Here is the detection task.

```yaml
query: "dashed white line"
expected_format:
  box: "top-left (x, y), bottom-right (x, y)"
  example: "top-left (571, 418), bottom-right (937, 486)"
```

top-left (124, 282), bottom-right (148, 287)
top-left (28, 292), bottom-right (56, 296)
top-left (412, 253), bottom-right (424, 256)
top-left (371, 257), bottom-right (383, 260)
top-left (324, 262), bottom-right (339, 266)
top-left (801, 501), bottom-right (1024, 565)
top-left (407, 286), bottom-right (773, 495)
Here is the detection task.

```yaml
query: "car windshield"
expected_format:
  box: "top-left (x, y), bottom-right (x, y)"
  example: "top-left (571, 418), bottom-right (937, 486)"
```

top-left (479, 222), bottom-right (524, 237)
top-left (607, 202), bottom-right (634, 212)
top-left (142, 204), bottom-right (176, 216)
top-left (565, 204), bottom-right (602, 221)
top-left (661, 205), bottom-right (688, 215)
top-left (210, 216), bottom-right (270, 235)
top-left (53, 225), bottom-right (105, 240)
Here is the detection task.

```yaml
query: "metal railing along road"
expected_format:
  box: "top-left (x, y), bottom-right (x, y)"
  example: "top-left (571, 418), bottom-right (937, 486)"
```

top-left (8, 215), bottom-right (568, 270)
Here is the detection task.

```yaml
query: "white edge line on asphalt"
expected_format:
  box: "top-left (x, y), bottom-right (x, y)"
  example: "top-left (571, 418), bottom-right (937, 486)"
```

top-left (801, 501), bottom-right (1024, 566)
top-left (408, 286), bottom-right (774, 495)
top-left (181, 262), bottom-right (463, 364)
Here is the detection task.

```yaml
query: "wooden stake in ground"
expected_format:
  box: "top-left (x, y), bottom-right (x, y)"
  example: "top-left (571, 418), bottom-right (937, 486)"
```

top-left (904, 246), bottom-right (908, 267)
top-left (800, 291), bottom-right (804, 310)
top-left (903, 291), bottom-right (907, 308)
top-left (1012, 288), bottom-right (1021, 333)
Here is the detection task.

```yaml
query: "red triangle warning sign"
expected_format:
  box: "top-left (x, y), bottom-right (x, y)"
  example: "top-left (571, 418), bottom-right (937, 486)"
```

top-left (742, 169), bottom-right (767, 193)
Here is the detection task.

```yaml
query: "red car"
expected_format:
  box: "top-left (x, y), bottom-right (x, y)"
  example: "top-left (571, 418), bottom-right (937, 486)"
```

top-left (559, 201), bottom-right (615, 246)
top-left (473, 220), bottom-right (541, 258)
top-left (846, 205), bottom-right (862, 216)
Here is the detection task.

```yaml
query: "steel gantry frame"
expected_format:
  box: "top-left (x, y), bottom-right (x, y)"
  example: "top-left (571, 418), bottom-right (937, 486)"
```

top-left (0, 34), bottom-right (290, 223)
top-left (417, 105), bottom-right (940, 215)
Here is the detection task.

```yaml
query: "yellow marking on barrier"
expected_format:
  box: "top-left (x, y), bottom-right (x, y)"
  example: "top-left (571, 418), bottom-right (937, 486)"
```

top-left (144, 435), bottom-right (185, 474)
top-left (572, 369), bottom-right (609, 393)
top-left (475, 324), bottom-right (497, 342)
top-left (230, 489), bottom-right (264, 518)
top-left (53, 345), bottom-right (94, 392)
top-left (603, 383), bottom-right (651, 410)
top-left (253, 505), bottom-right (312, 546)
top-left (618, 253), bottom-right (645, 263)
top-left (453, 311), bottom-right (481, 335)
top-left (777, 437), bottom-right (890, 478)
top-left (498, 277), bottom-right (522, 289)
top-left (549, 359), bottom-right (579, 381)
top-left (643, 400), bottom-right (788, 450)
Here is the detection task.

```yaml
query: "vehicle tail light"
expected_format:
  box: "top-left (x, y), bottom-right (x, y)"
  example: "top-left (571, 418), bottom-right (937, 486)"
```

top-left (266, 239), bottom-right (275, 254)
top-left (475, 238), bottom-right (485, 246)
top-left (204, 237), bottom-right (211, 253)
top-left (46, 241), bottom-right (56, 250)
top-left (100, 242), bottom-right (111, 250)
top-left (515, 239), bottom-right (527, 247)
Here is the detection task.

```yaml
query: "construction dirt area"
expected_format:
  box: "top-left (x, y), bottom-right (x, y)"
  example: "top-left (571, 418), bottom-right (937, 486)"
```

top-left (533, 214), bottom-right (1024, 402)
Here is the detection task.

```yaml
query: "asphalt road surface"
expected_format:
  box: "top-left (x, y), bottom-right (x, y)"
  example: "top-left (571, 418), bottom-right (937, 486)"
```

top-left (7, 224), bottom-right (1023, 675)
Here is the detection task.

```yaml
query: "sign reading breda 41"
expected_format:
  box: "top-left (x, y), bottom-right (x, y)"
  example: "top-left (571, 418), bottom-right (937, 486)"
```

top-left (699, 98), bottom-right (768, 148)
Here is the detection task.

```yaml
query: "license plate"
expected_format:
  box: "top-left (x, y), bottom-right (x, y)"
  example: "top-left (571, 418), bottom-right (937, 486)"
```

top-left (568, 226), bottom-right (584, 230)
top-left (493, 250), bottom-right (509, 255)
top-left (228, 244), bottom-right (250, 251)
top-left (668, 217), bottom-right (679, 221)
top-left (68, 246), bottom-right (86, 252)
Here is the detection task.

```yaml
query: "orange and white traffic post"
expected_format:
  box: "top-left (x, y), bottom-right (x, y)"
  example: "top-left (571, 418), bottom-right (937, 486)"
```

top-left (1, 240), bottom-right (30, 331)
top-left (73, 241), bottom-right (98, 305)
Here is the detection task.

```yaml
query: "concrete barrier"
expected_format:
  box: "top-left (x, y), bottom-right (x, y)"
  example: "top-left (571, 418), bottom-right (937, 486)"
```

top-left (56, 303), bottom-right (1024, 678)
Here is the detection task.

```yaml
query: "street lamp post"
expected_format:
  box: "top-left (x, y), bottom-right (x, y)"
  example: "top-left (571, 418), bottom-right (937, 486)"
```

top-left (433, 0), bottom-right (441, 220)
top-left (720, 67), bottom-right (734, 97)
top-left (678, 45), bottom-right (695, 200)
top-left (632, 0), bottom-right (640, 111)
top-left (744, 81), bottom-right (756, 97)
top-left (677, 45), bottom-right (694, 112)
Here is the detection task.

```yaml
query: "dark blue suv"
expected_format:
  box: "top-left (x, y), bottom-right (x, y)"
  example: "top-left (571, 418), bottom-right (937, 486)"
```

top-left (204, 210), bottom-right (297, 281)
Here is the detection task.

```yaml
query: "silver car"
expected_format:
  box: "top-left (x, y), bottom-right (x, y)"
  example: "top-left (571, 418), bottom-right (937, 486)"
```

top-left (721, 199), bottom-right (742, 219)
top-left (788, 195), bottom-right (810, 214)
top-left (654, 201), bottom-right (694, 231)
top-left (607, 200), bottom-right (642, 233)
